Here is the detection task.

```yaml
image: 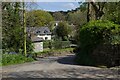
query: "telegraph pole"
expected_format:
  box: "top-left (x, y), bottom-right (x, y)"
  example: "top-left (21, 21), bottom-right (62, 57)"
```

top-left (23, 1), bottom-right (27, 56)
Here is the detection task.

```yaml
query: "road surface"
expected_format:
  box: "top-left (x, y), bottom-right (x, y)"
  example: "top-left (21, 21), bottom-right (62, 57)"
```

top-left (1, 54), bottom-right (119, 79)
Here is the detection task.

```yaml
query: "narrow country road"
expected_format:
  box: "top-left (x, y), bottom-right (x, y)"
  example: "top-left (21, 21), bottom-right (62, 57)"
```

top-left (1, 54), bottom-right (119, 79)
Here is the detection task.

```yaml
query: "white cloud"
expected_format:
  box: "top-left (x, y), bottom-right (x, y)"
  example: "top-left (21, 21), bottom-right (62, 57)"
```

top-left (63, 3), bottom-right (76, 8)
top-left (62, 3), bottom-right (79, 9)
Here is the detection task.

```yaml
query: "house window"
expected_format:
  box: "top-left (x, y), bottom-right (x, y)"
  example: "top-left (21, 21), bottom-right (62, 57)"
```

top-left (36, 31), bottom-right (40, 34)
top-left (45, 37), bottom-right (48, 40)
top-left (44, 30), bottom-right (48, 33)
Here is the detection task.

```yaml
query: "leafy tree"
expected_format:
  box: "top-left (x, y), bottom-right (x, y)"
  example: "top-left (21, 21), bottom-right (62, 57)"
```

top-left (53, 12), bottom-right (65, 21)
top-left (102, 2), bottom-right (120, 24)
top-left (2, 2), bottom-right (33, 55)
top-left (2, 2), bottom-right (23, 53)
top-left (67, 10), bottom-right (87, 26)
top-left (66, 3), bottom-right (88, 43)
top-left (56, 21), bottom-right (71, 41)
top-left (26, 10), bottom-right (54, 27)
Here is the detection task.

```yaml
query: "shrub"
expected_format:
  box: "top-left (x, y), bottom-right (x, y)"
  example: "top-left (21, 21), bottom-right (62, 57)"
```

top-left (56, 21), bottom-right (72, 41)
top-left (43, 41), bottom-right (50, 48)
top-left (75, 20), bottom-right (120, 67)
top-left (2, 54), bottom-right (34, 66)
top-left (43, 40), bottom-right (71, 49)
top-left (36, 48), bottom-right (74, 57)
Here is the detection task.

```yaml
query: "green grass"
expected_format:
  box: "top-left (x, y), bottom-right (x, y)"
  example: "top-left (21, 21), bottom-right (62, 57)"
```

top-left (1, 54), bottom-right (34, 66)
top-left (52, 48), bottom-right (73, 52)
top-left (1, 48), bottom-right (73, 66)
top-left (36, 48), bottom-right (74, 55)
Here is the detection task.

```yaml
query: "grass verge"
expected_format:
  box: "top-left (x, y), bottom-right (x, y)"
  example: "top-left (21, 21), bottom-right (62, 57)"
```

top-left (1, 54), bottom-right (34, 66)
top-left (36, 48), bottom-right (74, 56)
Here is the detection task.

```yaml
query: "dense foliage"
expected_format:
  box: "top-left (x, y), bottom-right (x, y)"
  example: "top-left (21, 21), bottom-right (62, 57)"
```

top-left (36, 48), bottom-right (73, 57)
top-left (2, 54), bottom-right (34, 66)
top-left (2, 2), bottom-right (34, 55)
top-left (75, 20), bottom-right (120, 67)
top-left (67, 8), bottom-right (87, 26)
top-left (26, 10), bottom-right (54, 27)
top-left (103, 2), bottom-right (120, 24)
top-left (52, 12), bottom-right (66, 21)
top-left (56, 21), bottom-right (72, 41)
top-left (2, 2), bottom-right (23, 53)
top-left (43, 40), bottom-right (71, 49)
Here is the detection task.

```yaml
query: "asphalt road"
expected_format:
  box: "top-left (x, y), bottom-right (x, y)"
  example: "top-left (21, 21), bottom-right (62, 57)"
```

top-left (1, 54), bottom-right (119, 79)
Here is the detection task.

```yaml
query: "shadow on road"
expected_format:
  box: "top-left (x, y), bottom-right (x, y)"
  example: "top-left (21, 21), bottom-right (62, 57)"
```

top-left (57, 54), bottom-right (77, 65)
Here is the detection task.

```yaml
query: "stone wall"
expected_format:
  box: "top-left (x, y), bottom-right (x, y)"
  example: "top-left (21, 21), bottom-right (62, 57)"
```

top-left (33, 42), bottom-right (43, 52)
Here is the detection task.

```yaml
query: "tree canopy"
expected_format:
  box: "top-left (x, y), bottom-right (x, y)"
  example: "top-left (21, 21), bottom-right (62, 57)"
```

top-left (102, 2), bottom-right (120, 24)
top-left (2, 2), bottom-right (33, 54)
top-left (26, 10), bottom-right (54, 27)
top-left (56, 21), bottom-right (71, 41)
top-left (52, 12), bottom-right (66, 21)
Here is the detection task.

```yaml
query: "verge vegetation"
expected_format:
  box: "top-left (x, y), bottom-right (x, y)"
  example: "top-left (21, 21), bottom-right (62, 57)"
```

top-left (2, 54), bottom-right (34, 66)
top-left (36, 48), bottom-right (74, 57)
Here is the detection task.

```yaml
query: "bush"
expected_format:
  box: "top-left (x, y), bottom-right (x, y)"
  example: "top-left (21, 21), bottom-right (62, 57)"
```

top-left (43, 41), bottom-right (50, 48)
top-left (43, 40), bottom-right (71, 49)
top-left (75, 20), bottom-right (120, 67)
top-left (56, 21), bottom-right (72, 41)
top-left (2, 54), bottom-right (34, 66)
top-left (36, 48), bottom-right (74, 57)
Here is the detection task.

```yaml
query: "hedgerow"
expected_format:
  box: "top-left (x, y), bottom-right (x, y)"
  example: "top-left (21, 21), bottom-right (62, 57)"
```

top-left (75, 20), bottom-right (120, 67)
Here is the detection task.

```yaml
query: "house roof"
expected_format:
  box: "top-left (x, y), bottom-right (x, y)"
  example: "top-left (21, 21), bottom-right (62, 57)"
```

top-left (27, 27), bottom-right (51, 35)
top-left (31, 36), bottom-right (43, 42)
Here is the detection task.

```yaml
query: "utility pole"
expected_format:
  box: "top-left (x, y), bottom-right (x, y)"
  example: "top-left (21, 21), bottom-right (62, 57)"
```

top-left (23, 1), bottom-right (27, 56)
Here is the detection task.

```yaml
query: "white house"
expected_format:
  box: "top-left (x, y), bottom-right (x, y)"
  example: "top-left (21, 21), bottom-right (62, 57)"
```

top-left (36, 27), bottom-right (51, 40)
top-left (27, 27), bottom-right (51, 41)
top-left (27, 27), bottom-right (52, 52)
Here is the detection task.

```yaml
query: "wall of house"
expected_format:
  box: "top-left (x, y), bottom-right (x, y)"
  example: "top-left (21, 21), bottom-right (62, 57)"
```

top-left (37, 35), bottom-right (51, 40)
top-left (33, 42), bottom-right (43, 52)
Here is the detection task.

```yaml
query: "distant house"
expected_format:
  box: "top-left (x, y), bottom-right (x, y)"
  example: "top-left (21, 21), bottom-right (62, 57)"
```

top-left (27, 27), bottom-right (51, 52)
top-left (27, 27), bottom-right (51, 40)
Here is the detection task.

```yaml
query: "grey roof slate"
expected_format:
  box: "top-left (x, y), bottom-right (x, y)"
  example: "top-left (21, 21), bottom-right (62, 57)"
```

top-left (27, 27), bottom-right (51, 35)
top-left (31, 36), bottom-right (43, 42)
